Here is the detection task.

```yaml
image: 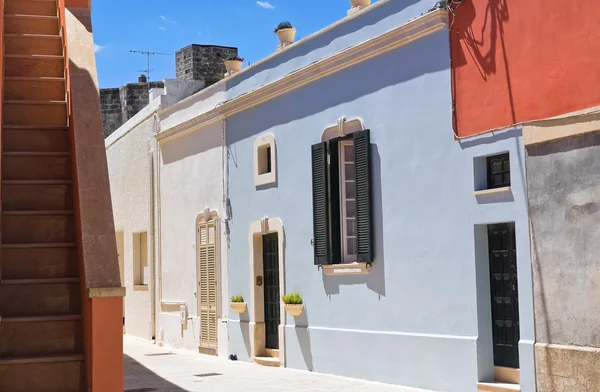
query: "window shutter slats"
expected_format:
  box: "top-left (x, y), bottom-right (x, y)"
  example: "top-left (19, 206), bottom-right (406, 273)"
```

top-left (353, 130), bottom-right (373, 263)
top-left (311, 142), bottom-right (331, 265)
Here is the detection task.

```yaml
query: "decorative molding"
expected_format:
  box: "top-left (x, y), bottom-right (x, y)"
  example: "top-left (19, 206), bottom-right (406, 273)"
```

top-left (523, 106), bottom-right (600, 145)
top-left (322, 262), bottom-right (370, 276)
top-left (155, 10), bottom-right (447, 144)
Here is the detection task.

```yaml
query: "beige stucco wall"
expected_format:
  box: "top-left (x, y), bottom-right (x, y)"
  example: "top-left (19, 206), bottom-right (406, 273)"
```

top-left (106, 104), bottom-right (156, 341)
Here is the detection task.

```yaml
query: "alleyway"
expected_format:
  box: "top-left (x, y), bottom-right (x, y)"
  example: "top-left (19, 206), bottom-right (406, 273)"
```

top-left (124, 336), bottom-right (432, 392)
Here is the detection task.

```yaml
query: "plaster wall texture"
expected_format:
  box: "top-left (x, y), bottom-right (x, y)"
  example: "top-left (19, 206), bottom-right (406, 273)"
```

top-left (526, 131), bottom-right (600, 391)
top-left (106, 106), bottom-right (154, 341)
top-left (155, 118), bottom-right (228, 355)
top-left (224, 29), bottom-right (535, 392)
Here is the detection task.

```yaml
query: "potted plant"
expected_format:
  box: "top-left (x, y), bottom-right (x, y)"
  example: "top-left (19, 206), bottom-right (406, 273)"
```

top-left (230, 295), bottom-right (247, 314)
top-left (350, 0), bottom-right (371, 7)
top-left (282, 292), bottom-right (304, 317)
top-left (224, 55), bottom-right (244, 74)
top-left (274, 21), bottom-right (296, 46)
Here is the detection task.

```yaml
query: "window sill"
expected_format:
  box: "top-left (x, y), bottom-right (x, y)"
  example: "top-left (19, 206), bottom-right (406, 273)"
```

top-left (255, 172), bottom-right (276, 187)
top-left (474, 186), bottom-right (511, 197)
top-left (322, 262), bottom-right (370, 276)
top-left (133, 285), bottom-right (149, 292)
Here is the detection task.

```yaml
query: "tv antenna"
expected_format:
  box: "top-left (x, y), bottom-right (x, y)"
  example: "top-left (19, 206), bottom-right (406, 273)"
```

top-left (129, 50), bottom-right (170, 83)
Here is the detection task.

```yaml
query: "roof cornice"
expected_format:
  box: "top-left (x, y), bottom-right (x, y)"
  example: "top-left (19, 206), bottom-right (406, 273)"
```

top-left (156, 9), bottom-right (448, 143)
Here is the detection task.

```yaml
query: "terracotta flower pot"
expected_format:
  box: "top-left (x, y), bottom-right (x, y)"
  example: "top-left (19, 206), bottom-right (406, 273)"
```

top-left (350, 0), bottom-right (371, 7)
top-left (276, 28), bottom-right (297, 45)
top-left (284, 304), bottom-right (304, 317)
top-left (230, 302), bottom-right (247, 314)
top-left (224, 60), bottom-right (243, 73)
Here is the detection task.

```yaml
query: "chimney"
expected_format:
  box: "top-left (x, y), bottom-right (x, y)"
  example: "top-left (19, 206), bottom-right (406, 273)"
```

top-left (175, 44), bottom-right (239, 87)
top-left (138, 74), bottom-right (147, 83)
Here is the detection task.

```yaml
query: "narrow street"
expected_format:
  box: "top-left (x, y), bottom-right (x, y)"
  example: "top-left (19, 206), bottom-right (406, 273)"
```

top-left (124, 336), bottom-right (432, 392)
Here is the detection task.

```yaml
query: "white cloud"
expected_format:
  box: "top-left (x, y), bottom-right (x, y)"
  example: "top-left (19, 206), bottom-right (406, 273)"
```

top-left (256, 1), bottom-right (275, 9)
top-left (94, 44), bottom-right (104, 53)
top-left (158, 26), bottom-right (166, 30)
top-left (159, 15), bottom-right (177, 24)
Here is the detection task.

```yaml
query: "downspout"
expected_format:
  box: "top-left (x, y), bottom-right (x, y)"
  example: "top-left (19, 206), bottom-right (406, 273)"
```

top-left (148, 146), bottom-right (156, 340)
top-left (153, 113), bottom-right (164, 339)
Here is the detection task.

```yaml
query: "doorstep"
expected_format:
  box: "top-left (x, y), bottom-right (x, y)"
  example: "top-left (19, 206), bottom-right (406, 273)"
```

top-left (478, 381), bottom-right (520, 392)
top-left (253, 356), bottom-right (281, 367)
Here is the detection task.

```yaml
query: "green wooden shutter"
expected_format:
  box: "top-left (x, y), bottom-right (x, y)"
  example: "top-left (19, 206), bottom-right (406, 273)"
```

top-left (312, 142), bottom-right (331, 265)
top-left (328, 140), bottom-right (342, 264)
top-left (353, 130), bottom-right (373, 263)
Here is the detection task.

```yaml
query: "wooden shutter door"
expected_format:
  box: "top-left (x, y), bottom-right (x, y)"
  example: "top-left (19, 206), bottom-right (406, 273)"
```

top-left (312, 142), bottom-right (331, 265)
top-left (353, 130), bottom-right (373, 263)
top-left (198, 220), bottom-right (218, 353)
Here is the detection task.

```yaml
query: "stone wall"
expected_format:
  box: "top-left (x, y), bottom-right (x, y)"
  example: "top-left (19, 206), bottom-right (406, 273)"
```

top-left (526, 130), bottom-right (600, 391)
top-left (100, 88), bottom-right (122, 138)
top-left (100, 82), bottom-right (164, 138)
top-left (175, 44), bottom-right (238, 86)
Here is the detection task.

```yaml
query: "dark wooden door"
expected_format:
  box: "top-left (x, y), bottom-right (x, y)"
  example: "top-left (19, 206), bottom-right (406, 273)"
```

top-left (263, 233), bottom-right (280, 349)
top-left (488, 223), bottom-right (520, 368)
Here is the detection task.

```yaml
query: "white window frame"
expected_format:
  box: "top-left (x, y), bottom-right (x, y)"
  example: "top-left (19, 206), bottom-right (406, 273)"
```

top-left (254, 133), bottom-right (277, 187)
top-left (338, 140), bottom-right (358, 264)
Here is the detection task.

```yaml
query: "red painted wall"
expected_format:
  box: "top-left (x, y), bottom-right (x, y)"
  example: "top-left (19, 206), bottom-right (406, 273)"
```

top-left (451, 0), bottom-right (600, 137)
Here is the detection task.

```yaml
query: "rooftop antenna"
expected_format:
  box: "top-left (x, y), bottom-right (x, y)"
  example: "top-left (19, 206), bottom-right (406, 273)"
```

top-left (129, 50), bottom-right (170, 85)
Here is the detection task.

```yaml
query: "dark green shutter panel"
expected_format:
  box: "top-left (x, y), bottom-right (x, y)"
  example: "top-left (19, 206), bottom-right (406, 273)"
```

top-left (328, 140), bottom-right (342, 264)
top-left (311, 142), bottom-right (331, 265)
top-left (353, 130), bottom-right (373, 263)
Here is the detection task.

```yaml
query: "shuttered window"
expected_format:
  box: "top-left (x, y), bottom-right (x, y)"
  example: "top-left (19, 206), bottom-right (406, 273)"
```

top-left (311, 129), bottom-right (373, 265)
top-left (198, 220), bottom-right (218, 350)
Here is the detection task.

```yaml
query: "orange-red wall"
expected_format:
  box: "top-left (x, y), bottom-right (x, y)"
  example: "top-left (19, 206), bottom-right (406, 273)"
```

top-left (451, 0), bottom-right (600, 137)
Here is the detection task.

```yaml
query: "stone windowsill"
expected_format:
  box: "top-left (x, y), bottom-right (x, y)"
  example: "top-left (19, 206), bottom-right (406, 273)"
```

top-left (474, 186), bottom-right (512, 197)
top-left (133, 285), bottom-right (149, 292)
top-left (322, 262), bottom-right (370, 276)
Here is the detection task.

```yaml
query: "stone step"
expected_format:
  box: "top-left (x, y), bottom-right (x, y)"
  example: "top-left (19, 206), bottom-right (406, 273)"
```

top-left (3, 100), bottom-right (67, 127)
top-left (1, 245), bottom-right (78, 280)
top-left (4, 77), bottom-right (66, 101)
top-left (1, 211), bottom-right (75, 244)
top-left (0, 281), bottom-right (81, 316)
top-left (4, 34), bottom-right (62, 56)
top-left (4, 54), bottom-right (64, 78)
top-left (264, 348), bottom-right (279, 359)
top-left (4, 14), bottom-right (59, 35)
top-left (253, 356), bottom-right (281, 367)
top-left (2, 151), bottom-right (71, 181)
top-left (1, 315), bottom-right (83, 357)
top-left (3, 181), bottom-right (73, 211)
top-left (2, 127), bottom-right (70, 152)
top-left (0, 356), bottom-right (85, 392)
top-left (5, 0), bottom-right (58, 18)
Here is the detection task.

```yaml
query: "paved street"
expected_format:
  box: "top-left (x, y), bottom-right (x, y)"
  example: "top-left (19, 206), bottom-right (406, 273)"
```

top-left (124, 336), bottom-right (432, 392)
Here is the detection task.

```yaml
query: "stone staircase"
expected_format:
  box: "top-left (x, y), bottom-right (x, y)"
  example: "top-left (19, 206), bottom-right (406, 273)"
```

top-left (0, 0), bottom-right (86, 390)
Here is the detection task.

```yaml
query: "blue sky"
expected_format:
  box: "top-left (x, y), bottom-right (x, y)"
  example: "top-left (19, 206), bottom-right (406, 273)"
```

top-left (92, 0), bottom-right (370, 88)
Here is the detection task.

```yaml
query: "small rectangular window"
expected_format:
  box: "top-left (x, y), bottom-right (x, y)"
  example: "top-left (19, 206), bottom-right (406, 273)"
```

top-left (257, 145), bottom-right (271, 175)
top-left (487, 153), bottom-right (510, 189)
top-left (133, 231), bottom-right (149, 286)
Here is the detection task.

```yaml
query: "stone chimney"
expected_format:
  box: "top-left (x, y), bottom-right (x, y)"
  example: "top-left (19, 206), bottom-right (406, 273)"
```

top-left (138, 74), bottom-right (148, 83)
top-left (175, 44), bottom-right (239, 87)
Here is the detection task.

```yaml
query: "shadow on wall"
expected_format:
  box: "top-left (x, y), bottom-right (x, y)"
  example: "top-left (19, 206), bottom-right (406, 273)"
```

top-left (160, 125), bottom-right (223, 165)
top-left (322, 144), bottom-right (386, 298)
top-left (451, 0), bottom-right (515, 124)
top-left (124, 354), bottom-right (186, 391)
top-left (226, 0), bottom-right (421, 95)
top-left (293, 306), bottom-right (313, 371)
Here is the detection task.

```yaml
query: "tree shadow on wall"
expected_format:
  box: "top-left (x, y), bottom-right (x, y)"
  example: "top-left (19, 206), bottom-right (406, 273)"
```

top-left (452, 0), bottom-right (515, 123)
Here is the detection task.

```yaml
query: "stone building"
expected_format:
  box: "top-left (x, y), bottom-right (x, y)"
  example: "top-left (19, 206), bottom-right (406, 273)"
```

top-left (101, 44), bottom-right (238, 138)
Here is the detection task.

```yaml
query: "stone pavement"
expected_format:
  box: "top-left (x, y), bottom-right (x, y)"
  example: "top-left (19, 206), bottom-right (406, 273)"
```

top-left (124, 336), bottom-right (433, 392)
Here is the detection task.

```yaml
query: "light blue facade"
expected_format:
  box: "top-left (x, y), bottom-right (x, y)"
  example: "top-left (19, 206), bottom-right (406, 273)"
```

top-left (223, 2), bottom-right (535, 391)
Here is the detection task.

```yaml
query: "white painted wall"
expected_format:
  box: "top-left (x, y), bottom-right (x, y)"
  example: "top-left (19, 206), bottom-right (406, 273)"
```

top-left (155, 114), bottom-right (228, 355)
top-left (106, 104), bottom-right (156, 341)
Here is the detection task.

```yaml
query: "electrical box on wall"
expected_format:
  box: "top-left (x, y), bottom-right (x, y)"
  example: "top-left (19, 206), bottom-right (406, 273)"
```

top-left (180, 304), bottom-right (188, 329)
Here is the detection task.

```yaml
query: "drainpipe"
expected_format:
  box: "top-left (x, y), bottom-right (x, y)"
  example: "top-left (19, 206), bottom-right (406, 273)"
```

top-left (148, 149), bottom-right (156, 340)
